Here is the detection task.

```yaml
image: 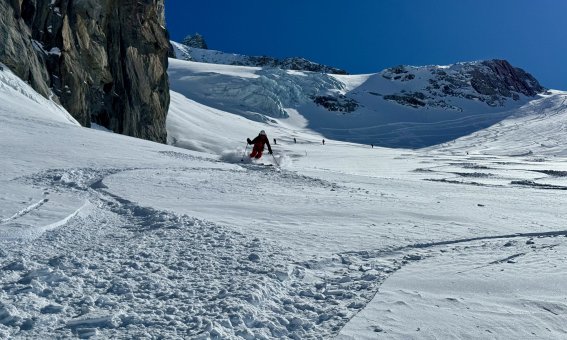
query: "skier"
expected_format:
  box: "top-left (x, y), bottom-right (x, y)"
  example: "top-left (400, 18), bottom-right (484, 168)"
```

top-left (322, 139), bottom-right (325, 145)
top-left (273, 138), bottom-right (277, 145)
top-left (294, 138), bottom-right (297, 144)
top-left (247, 130), bottom-right (272, 159)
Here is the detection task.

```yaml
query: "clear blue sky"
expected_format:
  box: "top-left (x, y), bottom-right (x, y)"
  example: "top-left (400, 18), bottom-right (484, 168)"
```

top-left (166, 0), bottom-right (566, 90)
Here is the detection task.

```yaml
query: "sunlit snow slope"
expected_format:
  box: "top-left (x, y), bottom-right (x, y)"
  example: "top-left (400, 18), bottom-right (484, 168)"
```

top-left (430, 90), bottom-right (567, 157)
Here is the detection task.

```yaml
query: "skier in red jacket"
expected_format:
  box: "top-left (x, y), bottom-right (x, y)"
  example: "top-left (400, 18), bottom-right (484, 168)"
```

top-left (247, 130), bottom-right (273, 159)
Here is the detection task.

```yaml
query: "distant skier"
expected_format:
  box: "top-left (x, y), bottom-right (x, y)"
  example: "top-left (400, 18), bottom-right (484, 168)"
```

top-left (322, 139), bottom-right (325, 145)
top-left (294, 138), bottom-right (297, 144)
top-left (273, 138), bottom-right (277, 145)
top-left (371, 144), bottom-right (374, 148)
top-left (247, 130), bottom-right (273, 159)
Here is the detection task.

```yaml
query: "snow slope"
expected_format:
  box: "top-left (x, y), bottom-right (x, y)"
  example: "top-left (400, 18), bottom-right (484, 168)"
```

top-left (1, 59), bottom-right (567, 339)
top-left (0, 64), bottom-right (79, 127)
top-left (430, 90), bottom-right (567, 157)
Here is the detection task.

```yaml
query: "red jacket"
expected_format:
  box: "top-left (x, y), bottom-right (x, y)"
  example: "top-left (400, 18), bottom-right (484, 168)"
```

top-left (249, 134), bottom-right (272, 153)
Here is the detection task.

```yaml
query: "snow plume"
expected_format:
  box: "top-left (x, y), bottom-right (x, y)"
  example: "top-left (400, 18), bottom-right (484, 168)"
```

top-left (220, 149), bottom-right (250, 164)
top-left (272, 152), bottom-right (293, 168)
top-left (220, 149), bottom-right (292, 168)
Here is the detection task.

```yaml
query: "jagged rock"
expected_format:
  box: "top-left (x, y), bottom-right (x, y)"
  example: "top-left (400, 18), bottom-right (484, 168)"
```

top-left (182, 33), bottom-right (208, 49)
top-left (313, 95), bottom-right (358, 113)
top-left (0, 0), bottom-right (170, 143)
top-left (470, 60), bottom-right (544, 98)
top-left (383, 59), bottom-right (545, 109)
top-left (384, 93), bottom-right (426, 108)
top-left (0, 1), bottom-right (52, 99)
top-left (280, 57), bottom-right (347, 75)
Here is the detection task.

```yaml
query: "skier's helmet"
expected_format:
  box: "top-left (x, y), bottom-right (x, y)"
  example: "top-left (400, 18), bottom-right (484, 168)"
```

top-left (259, 130), bottom-right (266, 136)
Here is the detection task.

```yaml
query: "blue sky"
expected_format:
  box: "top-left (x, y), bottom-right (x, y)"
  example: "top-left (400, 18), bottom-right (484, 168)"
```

top-left (166, 0), bottom-right (566, 90)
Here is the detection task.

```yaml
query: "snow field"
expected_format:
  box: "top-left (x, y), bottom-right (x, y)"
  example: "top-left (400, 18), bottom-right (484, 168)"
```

top-left (339, 236), bottom-right (567, 339)
top-left (0, 166), bottom-right (410, 339)
top-left (430, 92), bottom-right (567, 157)
top-left (2, 58), bottom-right (567, 339)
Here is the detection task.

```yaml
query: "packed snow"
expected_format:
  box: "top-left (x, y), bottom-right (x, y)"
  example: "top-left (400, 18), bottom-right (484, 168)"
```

top-left (1, 56), bottom-right (567, 339)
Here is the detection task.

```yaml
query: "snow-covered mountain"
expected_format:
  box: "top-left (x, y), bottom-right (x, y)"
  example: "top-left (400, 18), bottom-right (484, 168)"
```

top-left (171, 41), bottom-right (348, 75)
top-left (167, 42), bottom-right (558, 151)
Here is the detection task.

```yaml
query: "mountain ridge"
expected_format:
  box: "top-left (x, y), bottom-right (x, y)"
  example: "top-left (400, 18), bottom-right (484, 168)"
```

top-left (166, 48), bottom-right (549, 149)
top-left (171, 41), bottom-right (348, 75)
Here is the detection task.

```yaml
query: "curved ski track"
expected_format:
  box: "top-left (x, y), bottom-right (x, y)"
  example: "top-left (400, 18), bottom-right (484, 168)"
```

top-left (0, 165), bottom-right (565, 339)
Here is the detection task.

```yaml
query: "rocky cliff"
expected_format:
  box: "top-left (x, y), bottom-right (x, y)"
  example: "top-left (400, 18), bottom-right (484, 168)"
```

top-left (0, 0), bottom-right (170, 143)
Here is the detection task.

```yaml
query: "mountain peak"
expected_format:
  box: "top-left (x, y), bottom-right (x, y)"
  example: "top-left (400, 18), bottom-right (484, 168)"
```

top-left (182, 33), bottom-right (208, 49)
top-left (378, 59), bottom-right (545, 109)
top-left (471, 59), bottom-right (544, 98)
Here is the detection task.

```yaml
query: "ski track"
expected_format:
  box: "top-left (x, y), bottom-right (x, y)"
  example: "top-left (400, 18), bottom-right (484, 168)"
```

top-left (0, 198), bottom-right (49, 224)
top-left (1, 164), bottom-right (566, 338)
top-left (0, 167), bottom-right (402, 339)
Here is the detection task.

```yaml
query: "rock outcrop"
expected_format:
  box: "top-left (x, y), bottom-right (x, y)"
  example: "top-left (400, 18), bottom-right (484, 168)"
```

top-left (470, 60), bottom-right (544, 98)
top-left (0, 0), bottom-right (170, 143)
top-left (182, 33), bottom-right (208, 49)
top-left (381, 60), bottom-right (545, 109)
top-left (313, 95), bottom-right (358, 113)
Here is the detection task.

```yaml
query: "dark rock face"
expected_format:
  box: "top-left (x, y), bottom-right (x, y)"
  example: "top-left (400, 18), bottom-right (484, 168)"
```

top-left (470, 60), bottom-right (544, 98)
top-left (0, 0), bottom-right (170, 143)
top-left (182, 33), bottom-right (208, 49)
top-left (382, 66), bottom-right (415, 81)
top-left (313, 95), bottom-right (358, 113)
top-left (384, 93), bottom-right (426, 108)
top-left (279, 57), bottom-right (348, 75)
top-left (233, 56), bottom-right (348, 75)
top-left (0, 1), bottom-right (52, 98)
top-left (382, 59), bottom-right (545, 109)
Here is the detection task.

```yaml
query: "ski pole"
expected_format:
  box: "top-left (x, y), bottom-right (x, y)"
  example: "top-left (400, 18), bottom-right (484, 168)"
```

top-left (271, 152), bottom-right (280, 167)
top-left (241, 143), bottom-right (249, 161)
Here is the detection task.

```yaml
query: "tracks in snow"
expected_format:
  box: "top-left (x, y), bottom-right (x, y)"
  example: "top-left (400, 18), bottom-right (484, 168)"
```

top-left (0, 167), bottom-right (396, 339)
top-left (0, 198), bottom-right (49, 224)
top-left (1, 165), bottom-right (565, 339)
